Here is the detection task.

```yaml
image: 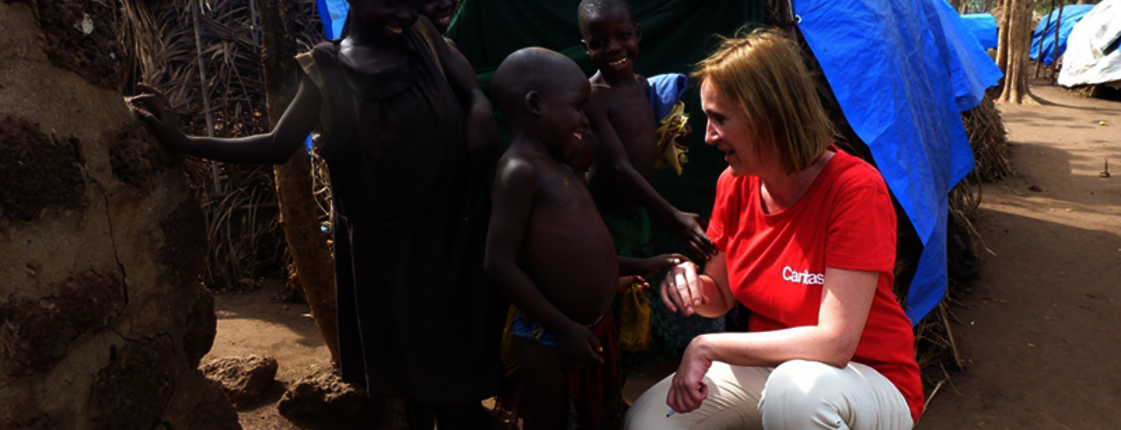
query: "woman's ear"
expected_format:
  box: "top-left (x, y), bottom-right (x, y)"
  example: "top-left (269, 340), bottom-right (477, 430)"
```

top-left (525, 91), bottom-right (542, 117)
top-left (635, 23), bottom-right (643, 42)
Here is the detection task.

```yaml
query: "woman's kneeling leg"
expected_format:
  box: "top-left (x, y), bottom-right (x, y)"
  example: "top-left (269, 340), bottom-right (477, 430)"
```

top-left (759, 360), bottom-right (912, 430)
top-left (625, 362), bottom-right (770, 430)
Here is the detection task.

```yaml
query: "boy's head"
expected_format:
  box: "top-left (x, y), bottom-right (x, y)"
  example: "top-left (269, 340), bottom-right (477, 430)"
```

top-left (493, 48), bottom-right (591, 161)
top-left (578, 0), bottom-right (640, 79)
top-left (345, 0), bottom-right (418, 43)
top-left (419, 0), bottom-right (459, 34)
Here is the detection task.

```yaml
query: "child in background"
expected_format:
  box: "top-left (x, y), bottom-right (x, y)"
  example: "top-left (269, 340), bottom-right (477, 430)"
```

top-left (129, 2), bottom-right (502, 428)
top-left (578, 0), bottom-right (715, 260)
top-left (485, 47), bottom-right (682, 430)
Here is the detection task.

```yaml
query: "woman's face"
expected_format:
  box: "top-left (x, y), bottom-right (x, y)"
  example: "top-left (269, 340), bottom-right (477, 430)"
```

top-left (701, 80), bottom-right (770, 177)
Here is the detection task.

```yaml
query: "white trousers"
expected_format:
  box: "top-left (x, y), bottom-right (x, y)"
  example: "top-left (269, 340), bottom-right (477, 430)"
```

top-left (625, 360), bottom-right (913, 430)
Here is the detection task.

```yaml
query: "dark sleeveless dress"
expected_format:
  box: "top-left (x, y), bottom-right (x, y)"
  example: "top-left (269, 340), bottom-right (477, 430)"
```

top-left (300, 26), bottom-right (501, 404)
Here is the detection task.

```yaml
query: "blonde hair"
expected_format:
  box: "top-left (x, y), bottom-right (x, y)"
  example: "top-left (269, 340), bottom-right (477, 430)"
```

top-left (692, 27), bottom-right (833, 174)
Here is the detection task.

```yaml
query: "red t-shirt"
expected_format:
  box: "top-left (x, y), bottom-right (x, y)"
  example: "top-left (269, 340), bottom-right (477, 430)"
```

top-left (707, 148), bottom-right (923, 421)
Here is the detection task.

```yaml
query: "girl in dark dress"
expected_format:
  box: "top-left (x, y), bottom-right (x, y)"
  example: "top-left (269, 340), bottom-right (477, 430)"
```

top-left (129, 1), bottom-right (501, 427)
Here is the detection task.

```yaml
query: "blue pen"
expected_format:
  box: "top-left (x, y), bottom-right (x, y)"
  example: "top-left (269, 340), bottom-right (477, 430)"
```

top-left (666, 409), bottom-right (676, 418)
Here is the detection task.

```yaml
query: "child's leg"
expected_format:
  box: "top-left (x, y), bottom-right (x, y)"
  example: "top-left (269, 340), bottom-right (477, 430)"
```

top-left (514, 337), bottom-right (568, 430)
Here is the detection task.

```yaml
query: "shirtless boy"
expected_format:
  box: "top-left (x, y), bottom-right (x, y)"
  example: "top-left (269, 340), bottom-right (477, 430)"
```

top-left (485, 48), bottom-right (681, 430)
top-left (578, 0), bottom-right (716, 259)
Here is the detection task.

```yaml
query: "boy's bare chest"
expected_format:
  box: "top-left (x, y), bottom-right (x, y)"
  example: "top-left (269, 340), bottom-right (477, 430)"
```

top-left (604, 91), bottom-right (656, 146)
top-left (536, 168), bottom-right (597, 213)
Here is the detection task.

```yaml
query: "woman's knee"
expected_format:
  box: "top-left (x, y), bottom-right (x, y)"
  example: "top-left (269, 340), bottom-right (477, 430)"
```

top-left (759, 360), bottom-right (848, 420)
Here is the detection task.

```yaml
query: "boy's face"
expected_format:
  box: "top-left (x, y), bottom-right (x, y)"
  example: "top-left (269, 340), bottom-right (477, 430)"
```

top-left (535, 77), bottom-right (591, 162)
top-left (581, 7), bottom-right (641, 79)
top-left (567, 137), bottom-right (595, 184)
top-left (350, 0), bottom-right (418, 43)
top-left (419, 0), bottom-right (458, 34)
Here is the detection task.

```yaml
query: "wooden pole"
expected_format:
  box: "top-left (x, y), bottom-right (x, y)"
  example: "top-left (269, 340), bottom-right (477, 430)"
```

top-left (1051, 2), bottom-right (1065, 81)
top-left (253, 0), bottom-right (341, 368)
top-left (191, 0), bottom-right (222, 194)
top-left (1035, 0), bottom-right (1056, 78)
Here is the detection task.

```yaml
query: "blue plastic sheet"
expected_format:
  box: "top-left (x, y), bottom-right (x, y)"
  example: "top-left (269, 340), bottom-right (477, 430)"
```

top-left (961, 14), bottom-right (998, 51)
top-left (1031, 4), bottom-right (1096, 66)
top-left (647, 73), bottom-right (689, 121)
top-left (795, 0), bottom-right (999, 323)
top-left (317, 0), bottom-right (350, 40)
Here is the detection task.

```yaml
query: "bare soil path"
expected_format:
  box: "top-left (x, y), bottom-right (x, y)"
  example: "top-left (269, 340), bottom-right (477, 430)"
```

top-left (915, 82), bottom-right (1121, 429)
top-left (207, 82), bottom-right (1121, 430)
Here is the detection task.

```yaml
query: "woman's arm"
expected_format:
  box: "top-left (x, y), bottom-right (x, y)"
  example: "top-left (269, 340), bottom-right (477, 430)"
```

top-left (130, 78), bottom-right (321, 165)
top-left (666, 266), bottom-right (879, 413)
top-left (695, 267), bottom-right (877, 368)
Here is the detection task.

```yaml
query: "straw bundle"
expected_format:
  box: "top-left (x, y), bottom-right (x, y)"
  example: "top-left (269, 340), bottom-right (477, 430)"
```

top-left (961, 93), bottom-right (1012, 182)
top-left (118, 0), bottom-right (325, 290)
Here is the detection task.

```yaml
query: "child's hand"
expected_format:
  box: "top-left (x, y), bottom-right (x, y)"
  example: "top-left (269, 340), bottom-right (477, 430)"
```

top-left (127, 83), bottom-right (188, 150)
top-left (556, 322), bottom-right (603, 370)
top-left (618, 275), bottom-right (650, 294)
top-left (641, 254), bottom-right (688, 278)
top-left (465, 103), bottom-right (499, 183)
top-left (673, 212), bottom-right (717, 260)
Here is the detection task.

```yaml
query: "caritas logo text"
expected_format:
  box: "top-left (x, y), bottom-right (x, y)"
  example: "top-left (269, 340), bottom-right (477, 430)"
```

top-left (782, 266), bottom-right (824, 285)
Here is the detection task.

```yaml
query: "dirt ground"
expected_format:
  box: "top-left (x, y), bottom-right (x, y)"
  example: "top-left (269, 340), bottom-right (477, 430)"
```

top-left (205, 81), bottom-right (1120, 429)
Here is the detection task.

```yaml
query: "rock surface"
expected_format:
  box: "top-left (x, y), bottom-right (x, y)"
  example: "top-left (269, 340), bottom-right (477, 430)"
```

top-left (203, 355), bottom-right (280, 409)
top-left (0, 1), bottom-right (238, 429)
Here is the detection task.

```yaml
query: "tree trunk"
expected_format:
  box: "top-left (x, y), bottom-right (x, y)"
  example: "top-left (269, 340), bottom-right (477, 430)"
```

top-left (996, 0), bottom-right (1012, 76)
top-left (999, 0), bottom-right (1034, 103)
top-left (253, 0), bottom-right (340, 367)
top-left (950, 0), bottom-right (964, 13)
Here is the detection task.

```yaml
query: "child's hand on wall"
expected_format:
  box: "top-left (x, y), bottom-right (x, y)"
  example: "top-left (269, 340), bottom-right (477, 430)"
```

top-left (128, 83), bottom-right (188, 151)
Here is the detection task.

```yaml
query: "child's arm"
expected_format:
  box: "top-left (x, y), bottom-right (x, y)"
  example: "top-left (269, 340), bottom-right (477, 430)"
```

top-left (418, 16), bottom-right (498, 183)
top-left (128, 75), bottom-right (321, 165)
top-left (484, 160), bottom-right (604, 369)
top-left (586, 96), bottom-right (717, 259)
top-left (618, 254), bottom-right (686, 278)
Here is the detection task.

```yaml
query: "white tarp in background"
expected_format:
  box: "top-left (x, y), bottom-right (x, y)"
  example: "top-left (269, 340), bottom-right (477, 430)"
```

top-left (1058, 0), bottom-right (1121, 88)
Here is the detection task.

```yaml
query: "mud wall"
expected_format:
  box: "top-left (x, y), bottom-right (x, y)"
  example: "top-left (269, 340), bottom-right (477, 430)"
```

top-left (0, 1), bottom-right (238, 429)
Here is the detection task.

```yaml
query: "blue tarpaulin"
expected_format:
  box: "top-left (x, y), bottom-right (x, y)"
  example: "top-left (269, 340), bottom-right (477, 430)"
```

top-left (1031, 4), bottom-right (1096, 65)
top-left (317, 0), bottom-right (350, 40)
top-left (795, 0), bottom-right (1001, 323)
top-left (961, 14), bottom-right (998, 51)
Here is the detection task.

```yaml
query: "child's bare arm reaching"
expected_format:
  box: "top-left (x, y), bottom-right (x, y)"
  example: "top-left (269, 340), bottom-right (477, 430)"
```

top-left (484, 160), bottom-right (604, 369)
top-left (618, 254), bottom-right (686, 278)
top-left (128, 77), bottom-right (321, 165)
top-left (586, 97), bottom-right (717, 259)
top-left (418, 16), bottom-right (499, 183)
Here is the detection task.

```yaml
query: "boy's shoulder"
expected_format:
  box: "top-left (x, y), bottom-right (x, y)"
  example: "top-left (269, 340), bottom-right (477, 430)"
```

top-left (496, 149), bottom-right (544, 179)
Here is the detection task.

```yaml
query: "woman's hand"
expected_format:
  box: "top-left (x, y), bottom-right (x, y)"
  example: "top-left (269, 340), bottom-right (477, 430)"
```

top-left (128, 83), bottom-right (189, 151)
top-left (660, 260), bottom-right (708, 317)
top-left (667, 336), bottom-right (713, 414)
top-left (465, 101), bottom-right (499, 184)
top-left (672, 211), bottom-right (717, 260)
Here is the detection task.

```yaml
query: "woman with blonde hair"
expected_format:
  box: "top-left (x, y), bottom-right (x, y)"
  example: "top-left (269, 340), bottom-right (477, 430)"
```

top-left (624, 28), bottom-right (922, 430)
